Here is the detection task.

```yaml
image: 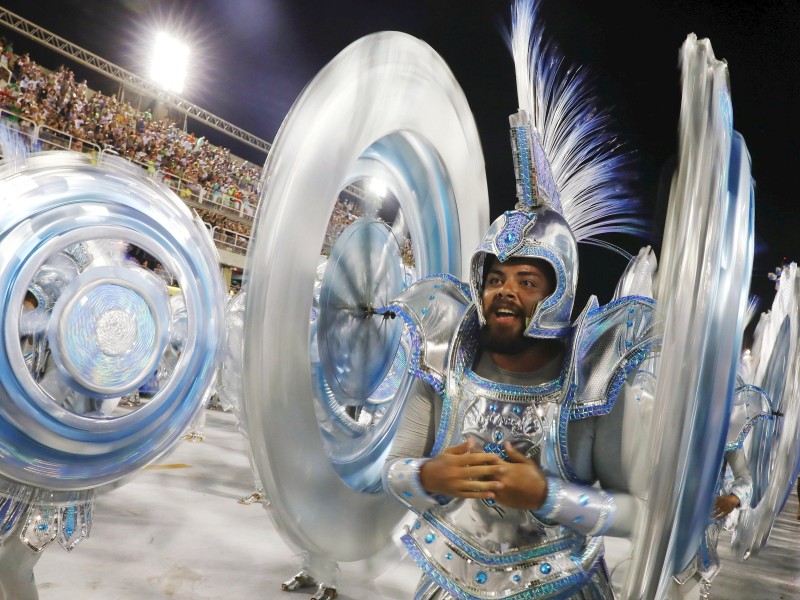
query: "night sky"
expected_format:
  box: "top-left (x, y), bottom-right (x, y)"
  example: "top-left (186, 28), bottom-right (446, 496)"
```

top-left (1, 0), bottom-right (796, 309)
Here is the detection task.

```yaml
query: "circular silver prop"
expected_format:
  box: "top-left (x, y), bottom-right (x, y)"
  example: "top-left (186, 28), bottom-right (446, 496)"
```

top-left (0, 152), bottom-right (226, 494)
top-left (317, 217), bottom-right (404, 404)
top-left (624, 35), bottom-right (754, 597)
top-left (244, 32), bottom-right (488, 562)
top-left (732, 264), bottom-right (800, 559)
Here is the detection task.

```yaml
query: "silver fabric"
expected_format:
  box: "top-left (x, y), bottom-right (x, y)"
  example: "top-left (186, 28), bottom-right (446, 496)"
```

top-left (536, 477), bottom-right (617, 537)
top-left (469, 207), bottom-right (578, 339)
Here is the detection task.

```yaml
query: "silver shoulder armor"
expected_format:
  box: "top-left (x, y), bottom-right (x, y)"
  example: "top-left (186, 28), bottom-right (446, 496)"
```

top-left (567, 294), bottom-right (659, 419)
top-left (384, 274), bottom-right (470, 389)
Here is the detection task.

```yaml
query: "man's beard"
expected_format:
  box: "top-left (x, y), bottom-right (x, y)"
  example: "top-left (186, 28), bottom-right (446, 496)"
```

top-left (478, 321), bottom-right (535, 355)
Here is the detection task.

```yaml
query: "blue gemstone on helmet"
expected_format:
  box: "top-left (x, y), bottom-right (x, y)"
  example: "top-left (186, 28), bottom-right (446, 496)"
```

top-left (486, 499), bottom-right (495, 506)
top-left (445, 553), bottom-right (452, 560)
top-left (494, 431), bottom-right (503, 441)
top-left (513, 406), bottom-right (522, 414)
top-left (626, 321), bottom-right (633, 327)
top-left (425, 533), bottom-right (435, 544)
top-left (404, 458), bottom-right (413, 464)
top-left (625, 340), bottom-right (632, 347)
top-left (476, 572), bottom-right (488, 584)
top-left (414, 521), bottom-right (421, 529)
top-left (489, 403), bottom-right (497, 412)
top-left (402, 491), bottom-right (413, 499)
top-left (540, 563), bottom-right (552, 575)
top-left (513, 575), bottom-right (521, 583)
top-left (578, 494), bottom-right (589, 506)
top-left (573, 516), bottom-right (583, 523)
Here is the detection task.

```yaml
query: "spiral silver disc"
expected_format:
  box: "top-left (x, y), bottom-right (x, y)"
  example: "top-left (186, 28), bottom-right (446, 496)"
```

top-left (0, 151), bottom-right (226, 494)
top-left (243, 32), bottom-right (488, 563)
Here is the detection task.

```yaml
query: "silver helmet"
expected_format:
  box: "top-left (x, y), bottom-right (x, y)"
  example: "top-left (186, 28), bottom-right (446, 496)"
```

top-left (469, 205), bottom-right (577, 339)
top-left (466, 0), bottom-right (645, 338)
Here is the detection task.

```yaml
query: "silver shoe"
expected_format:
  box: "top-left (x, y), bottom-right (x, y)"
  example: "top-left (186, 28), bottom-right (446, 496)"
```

top-left (238, 489), bottom-right (266, 505)
top-left (281, 570), bottom-right (317, 592)
top-left (310, 583), bottom-right (337, 600)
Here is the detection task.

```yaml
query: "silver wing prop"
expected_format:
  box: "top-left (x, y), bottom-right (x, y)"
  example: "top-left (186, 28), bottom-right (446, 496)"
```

top-left (243, 32), bottom-right (488, 563)
top-left (623, 35), bottom-right (754, 598)
top-left (732, 263), bottom-right (800, 559)
top-left (0, 151), bottom-right (226, 498)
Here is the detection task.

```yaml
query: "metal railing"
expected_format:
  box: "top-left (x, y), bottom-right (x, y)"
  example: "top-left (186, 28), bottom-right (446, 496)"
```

top-left (0, 112), bottom-right (254, 256)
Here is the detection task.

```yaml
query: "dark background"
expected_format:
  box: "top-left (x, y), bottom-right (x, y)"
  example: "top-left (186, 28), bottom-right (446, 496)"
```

top-left (1, 0), bottom-right (796, 310)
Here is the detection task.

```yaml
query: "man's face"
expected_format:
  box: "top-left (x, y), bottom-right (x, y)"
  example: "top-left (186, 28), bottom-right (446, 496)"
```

top-left (480, 257), bottom-right (555, 353)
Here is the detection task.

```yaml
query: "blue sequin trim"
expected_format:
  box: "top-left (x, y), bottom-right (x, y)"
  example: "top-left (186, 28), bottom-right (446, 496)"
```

top-left (379, 304), bottom-right (445, 398)
top-left (494, 211), bottom-right (536, 260)
top-left (512, 125), bottom-right (536, 209)
top-left (725, 412), bottom-right (772, 451)
top-left (585, 294), bottom-right (655, 318)
top-left (420, 513), bottom-right (574, 565)
top-left (517, 244), bottom-right (571, 337)
top-left (402, 534), bottom-right (590, 600)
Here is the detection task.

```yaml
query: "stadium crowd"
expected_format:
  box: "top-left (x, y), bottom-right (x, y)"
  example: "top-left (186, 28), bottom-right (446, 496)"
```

top-left (0, 37), bottom-right (382, 261)
top-left (0, 39), bottom-right (259, 240)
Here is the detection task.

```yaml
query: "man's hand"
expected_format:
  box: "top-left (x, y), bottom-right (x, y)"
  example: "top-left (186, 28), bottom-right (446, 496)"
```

top-left (711, 494), bottom-right (740, 520)
top-left (419, 440), bottom-right (505, 500)
top-left (490, 442), bottom-right (548, 510)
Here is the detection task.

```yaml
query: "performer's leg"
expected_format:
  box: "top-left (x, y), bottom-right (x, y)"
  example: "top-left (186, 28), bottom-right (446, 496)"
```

top-left (796, 476), bottom-right (799, 519)
top-left (281, 550), bottom-right (338, 598)
top-left (0, 534), bottom-right (42, 600)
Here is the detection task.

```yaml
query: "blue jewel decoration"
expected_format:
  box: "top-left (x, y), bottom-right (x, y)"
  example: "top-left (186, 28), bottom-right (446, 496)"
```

top-left (625, 340), bottom-right (632, 347)
top-left (512, 405), bottom-right (522, 415)
top-left (573, 516), bottom-right (583, 524)
top-left (494, 431), bottom-right (504, 442)
top-left (414, 521), bottom-right (421, 530)
top-left (486, 499), bottom-right (495, 506)
top-left (540, 563), bottom-right (552, 575)
top-left (402, 491), bottom-right (413, 499)
top-left (425, 533), bottom-right (435, 544)
top-left (489, 403), bottom-right (497, 412)
top-left (578, 494), bottom-right (589, 506)
top-left (494, 211), bottom-right (535, 260)
top-left (476, 572), bottom-right (488, 584)
top-left (445, 553), bottom-right (453, 560)
top-left (513, 574), bottom-right (521, 583)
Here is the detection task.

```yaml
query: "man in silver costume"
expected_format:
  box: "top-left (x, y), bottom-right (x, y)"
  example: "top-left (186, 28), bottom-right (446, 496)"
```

top-left (377, 1), bottom-right (661, 597)
top-left (381, 198), bottom-right (655, 599)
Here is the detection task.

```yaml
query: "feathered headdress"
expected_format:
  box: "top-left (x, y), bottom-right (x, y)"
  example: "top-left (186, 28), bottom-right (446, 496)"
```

top-left (508, 0), bottom-right (644, 252)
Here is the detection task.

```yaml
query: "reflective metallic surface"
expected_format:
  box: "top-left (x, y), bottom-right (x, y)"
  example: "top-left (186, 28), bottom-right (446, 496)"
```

top-left (624, 36), bottom-right (754, 598)
top-left (243, 32), bottom-right (488, 562)
top-left (733, 264), bottom-right (800, 559)
top-left (0, 152), bottom-right (226, 494)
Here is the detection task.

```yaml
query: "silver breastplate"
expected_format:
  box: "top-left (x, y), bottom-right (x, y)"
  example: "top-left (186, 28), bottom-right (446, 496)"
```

top-left (402, 311), bottom-right (597, 599)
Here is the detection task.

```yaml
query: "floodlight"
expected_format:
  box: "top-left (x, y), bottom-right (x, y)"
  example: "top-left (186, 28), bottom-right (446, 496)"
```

top-left (149, 32), bottom-right (189, 94)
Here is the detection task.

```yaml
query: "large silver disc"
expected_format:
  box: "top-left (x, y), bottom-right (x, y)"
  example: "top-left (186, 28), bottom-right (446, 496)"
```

top-left (732, 265), bottom-right (800, 558)
top-left (244, 32), bottom-right (488, 562)
top-left (0, 152), bottom-right (225, 495)
top-left (624, 35), bottom-right (754, 598)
